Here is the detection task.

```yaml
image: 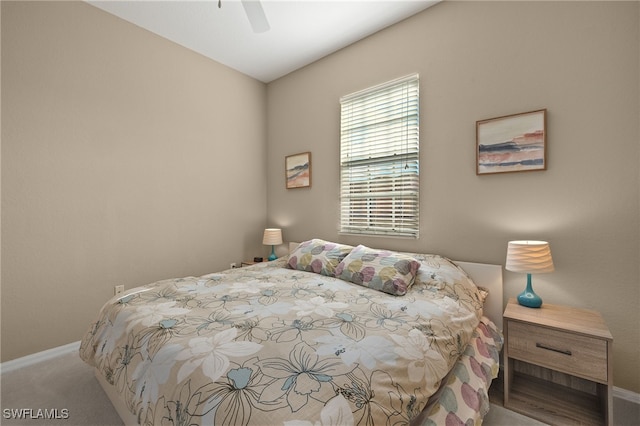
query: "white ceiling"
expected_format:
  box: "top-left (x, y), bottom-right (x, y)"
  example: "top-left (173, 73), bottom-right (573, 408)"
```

top-left (88, 0), bottom-right (439, 83)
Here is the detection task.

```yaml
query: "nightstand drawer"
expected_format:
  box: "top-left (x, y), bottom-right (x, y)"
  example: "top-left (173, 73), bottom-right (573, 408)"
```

top-left (508, 321), bottom-right (608, 383)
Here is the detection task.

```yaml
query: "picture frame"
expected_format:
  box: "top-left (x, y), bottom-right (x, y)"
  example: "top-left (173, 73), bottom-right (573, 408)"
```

top-left (476, 109), bottom-right (547, 175)
top-left (285, 152), bottom-right (311, 189)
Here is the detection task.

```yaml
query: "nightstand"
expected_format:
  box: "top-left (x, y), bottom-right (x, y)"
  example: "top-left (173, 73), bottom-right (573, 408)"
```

top-left (503, 299), bottom-right (613, 425)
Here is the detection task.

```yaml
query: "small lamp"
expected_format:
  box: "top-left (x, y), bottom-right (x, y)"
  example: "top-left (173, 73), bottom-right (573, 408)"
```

top-left (262, 228), bottom-right (283, 261)
top-left (505, 240), bottom-right (554, 308)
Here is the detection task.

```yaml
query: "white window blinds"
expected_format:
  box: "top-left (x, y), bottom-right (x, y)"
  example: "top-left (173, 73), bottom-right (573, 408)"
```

top-left (340, 74), bottom-right (419, 238)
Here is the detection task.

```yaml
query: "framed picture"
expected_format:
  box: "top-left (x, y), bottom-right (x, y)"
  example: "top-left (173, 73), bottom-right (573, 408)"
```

top-left (476, 109), bottom-right (547, 175)
top-left (285, 152), bottom-right (311, 189)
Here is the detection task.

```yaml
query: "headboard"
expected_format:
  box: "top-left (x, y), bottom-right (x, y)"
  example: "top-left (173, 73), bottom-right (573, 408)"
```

top-left (454, 260), bottom-right (503, 331)
top-left (287, 242), bottom-right (503, 331)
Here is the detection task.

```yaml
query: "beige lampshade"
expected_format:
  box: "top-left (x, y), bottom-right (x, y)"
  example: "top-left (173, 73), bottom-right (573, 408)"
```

top-left (262, 228), bottom-right (283, 245)
top-left (505, 240), bottom-right (554, 273)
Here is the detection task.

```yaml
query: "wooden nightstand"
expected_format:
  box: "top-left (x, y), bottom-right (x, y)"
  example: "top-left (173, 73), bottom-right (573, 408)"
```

top-left (503, 298), bottom-right (613, 425)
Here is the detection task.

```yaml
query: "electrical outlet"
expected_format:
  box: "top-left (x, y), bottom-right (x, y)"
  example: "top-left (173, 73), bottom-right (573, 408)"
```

top-left (230, 262), bottom-right (238, 269)
top-left (114, 285), bottom-right (125, 295)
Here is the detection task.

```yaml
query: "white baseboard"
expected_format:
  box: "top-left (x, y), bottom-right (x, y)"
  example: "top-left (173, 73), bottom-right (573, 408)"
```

top-left (0, 341), bottom-right (80, 374)
top-left (614, 386), bottom-right (640, 404)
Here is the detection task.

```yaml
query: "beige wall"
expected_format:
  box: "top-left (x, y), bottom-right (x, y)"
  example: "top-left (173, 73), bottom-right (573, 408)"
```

top-left (1, 1), bottom-right (268, 361)
top-left (267, 1), bottom-right (640, 393)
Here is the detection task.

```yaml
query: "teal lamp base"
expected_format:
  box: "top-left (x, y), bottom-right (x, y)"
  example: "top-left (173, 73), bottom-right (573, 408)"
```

top-left (517, 273), bottom-right (542, 308)
top-left (268, 245), bottom-right (277, 261)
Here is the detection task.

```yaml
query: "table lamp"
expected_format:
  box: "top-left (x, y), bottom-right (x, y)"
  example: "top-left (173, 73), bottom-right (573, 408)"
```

top-left (505, 240), bottom-right (554, 308)
top-left (263, 228), bottom-right (283, 261)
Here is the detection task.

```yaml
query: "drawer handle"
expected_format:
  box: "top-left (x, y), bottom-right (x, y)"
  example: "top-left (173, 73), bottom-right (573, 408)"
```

top-left (536, 342), bottom-right (572, 356)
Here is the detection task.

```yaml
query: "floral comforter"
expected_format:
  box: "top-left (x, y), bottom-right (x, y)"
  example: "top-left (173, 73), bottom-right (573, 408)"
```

top-left (80, 255), bottom-right (486, 425)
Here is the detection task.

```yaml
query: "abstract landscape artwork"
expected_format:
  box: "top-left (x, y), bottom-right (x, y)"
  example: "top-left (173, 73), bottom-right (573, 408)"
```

top-left (285, 152), bottom-right (311, 188)
top-left (476, 109), bottom-right (547, 175)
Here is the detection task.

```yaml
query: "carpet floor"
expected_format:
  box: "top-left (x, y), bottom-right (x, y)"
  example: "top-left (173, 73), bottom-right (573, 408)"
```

top-left (0, 349), bottom-right (547, 425)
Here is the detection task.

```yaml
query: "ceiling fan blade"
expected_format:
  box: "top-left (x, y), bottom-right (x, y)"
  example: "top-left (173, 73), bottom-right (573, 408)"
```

top-left (241, 0), bottom-right (270, 33)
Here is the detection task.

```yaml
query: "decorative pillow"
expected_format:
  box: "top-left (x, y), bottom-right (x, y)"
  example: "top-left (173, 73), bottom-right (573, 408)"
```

top-left (286, 239), bottom-right (354, 277)
top-left (394, 251), bottom-right (486, 307)
top-left (334, 245), bottom-right (421, 296)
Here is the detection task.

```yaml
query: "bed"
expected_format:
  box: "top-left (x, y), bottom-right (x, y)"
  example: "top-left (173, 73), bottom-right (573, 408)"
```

top-left (80, 240), bottom-right (503, 425)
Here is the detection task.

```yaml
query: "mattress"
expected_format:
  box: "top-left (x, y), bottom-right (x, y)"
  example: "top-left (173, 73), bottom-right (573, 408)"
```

top-left (80, 249), bottom-right (501, 425)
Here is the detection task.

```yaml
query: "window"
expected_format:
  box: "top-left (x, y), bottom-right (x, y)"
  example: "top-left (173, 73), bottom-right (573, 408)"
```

top-left (339, 74), bottom-right (419, 238)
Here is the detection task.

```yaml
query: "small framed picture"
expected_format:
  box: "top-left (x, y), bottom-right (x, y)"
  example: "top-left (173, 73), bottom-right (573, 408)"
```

top-left (476, 109), bottom-right (547, 175)
top-left (285, 152), bottom-right (311, 189)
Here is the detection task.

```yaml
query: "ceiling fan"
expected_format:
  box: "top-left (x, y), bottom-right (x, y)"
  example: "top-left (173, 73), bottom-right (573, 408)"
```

top-left (218, 0), bottom-right (270, 33)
